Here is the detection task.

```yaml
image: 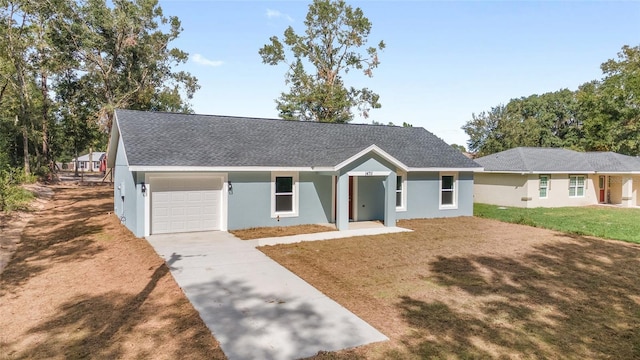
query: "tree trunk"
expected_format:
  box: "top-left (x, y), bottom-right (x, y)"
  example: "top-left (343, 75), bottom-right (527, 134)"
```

top-left (41, 72), bottom-right (50, 172)
top-left (22, 125), bottom-right (30, 176)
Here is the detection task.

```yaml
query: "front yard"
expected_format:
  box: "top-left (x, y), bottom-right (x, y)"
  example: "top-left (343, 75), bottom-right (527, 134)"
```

top-left (0, 186), bottom-right (225, 359)
top-left (475, 203), bottom-right (640, 243)
top-left (3, 186), bottom-right (640, 359)
top-left (261, 217), bottom-right (640, 359)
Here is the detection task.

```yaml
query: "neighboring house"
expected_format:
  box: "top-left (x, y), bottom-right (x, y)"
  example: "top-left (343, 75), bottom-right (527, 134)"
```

top-left (77, 152), bottom-right (106, 172)
top-left (107, 109), bottom-right (482, 237)
top-left (474, 147), bottom-right (640, 208)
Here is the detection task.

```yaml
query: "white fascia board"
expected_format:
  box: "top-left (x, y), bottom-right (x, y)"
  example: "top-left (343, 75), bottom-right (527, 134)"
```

top-left (346, 170), bottom-right (391, 176)
top-left (594, 171), bottom-right (640, 175)
top-left (128, 166), bottom-right (333, 172)
top-left (479, 170), bottom-right (595, 175)
top-left (334, 145), bottom-right (409, 172)
top-left (408, 167), bottom-right (485, 172)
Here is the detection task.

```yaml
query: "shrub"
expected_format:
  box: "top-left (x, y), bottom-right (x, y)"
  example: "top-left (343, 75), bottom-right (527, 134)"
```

top-left (0, 167), bottom-right (35, 213)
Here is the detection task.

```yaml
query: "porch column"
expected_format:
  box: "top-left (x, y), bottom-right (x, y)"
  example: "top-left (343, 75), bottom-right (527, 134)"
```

top-left (336, 173), bottom-right (350, 231)
top-left (384, 173), bottom-right (397, 227)
top-left (622, 176), bottom-right (633, 207)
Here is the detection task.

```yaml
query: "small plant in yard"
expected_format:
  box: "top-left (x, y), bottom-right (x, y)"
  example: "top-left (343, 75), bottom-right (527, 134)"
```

top-left (0, 167), bottom-right (35, 213)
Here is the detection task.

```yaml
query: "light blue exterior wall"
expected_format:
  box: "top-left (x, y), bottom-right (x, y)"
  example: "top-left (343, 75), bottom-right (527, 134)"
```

top-left (227, 172), bottom-right (332, 230)
top-left (397, 171), bottom-right (475, 220)
top-left (113, 137), bottom-right (146, 237)
top-left (341, 154), bottom-right (395, 174)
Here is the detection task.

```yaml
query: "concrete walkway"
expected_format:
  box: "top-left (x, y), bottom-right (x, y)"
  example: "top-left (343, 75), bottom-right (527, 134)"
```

top-left (147, 230), bottom-right (390, 360)
top-left (247, 225), bottom-right (412, 247)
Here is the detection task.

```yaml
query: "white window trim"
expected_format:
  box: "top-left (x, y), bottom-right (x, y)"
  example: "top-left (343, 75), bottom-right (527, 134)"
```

top-left (539, 175), bottom-right (550, 199)
top-left (271, 172), bottom-right (299, 218)
top-left (439, 172), bottom-right (458, 209)
top-left (396, 171), bottom-right (407, 211)
top-left (569, 175), bottom-right (586, 198)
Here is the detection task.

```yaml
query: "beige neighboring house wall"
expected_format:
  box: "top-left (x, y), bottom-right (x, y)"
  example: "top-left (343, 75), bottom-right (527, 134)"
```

top-left (609, 176), bottom-right (623, 204)
top-left (476, 173), bottom-right (599, 208)
top-left (474, 173), bottom-right (528, 207)
top-left (634, 176), bottom-right (640, 206)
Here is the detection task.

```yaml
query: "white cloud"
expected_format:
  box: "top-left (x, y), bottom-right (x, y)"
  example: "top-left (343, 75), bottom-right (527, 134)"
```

top-left (192, 54), bottom-right (223, 67)
top-left (266, 8), bottom-right (293, 22)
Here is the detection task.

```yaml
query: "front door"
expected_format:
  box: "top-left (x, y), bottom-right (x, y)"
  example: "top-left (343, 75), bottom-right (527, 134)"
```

top-left (599, 175), bottom-right (606, 203)
top-left (348, 176), bottom-right (354, 220)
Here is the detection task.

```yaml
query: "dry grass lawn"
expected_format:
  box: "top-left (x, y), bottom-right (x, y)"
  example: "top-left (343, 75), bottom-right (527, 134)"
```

top-left (230, 224), bottom-right (336, 240)
top-left (260, 217), bottom-right (640, 359)
top-left (0, 186), bottom-right (225, 359)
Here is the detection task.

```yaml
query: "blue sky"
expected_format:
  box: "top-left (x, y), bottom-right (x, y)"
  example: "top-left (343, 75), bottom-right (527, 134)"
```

top-left (159, 0), bottom-right (640, 148)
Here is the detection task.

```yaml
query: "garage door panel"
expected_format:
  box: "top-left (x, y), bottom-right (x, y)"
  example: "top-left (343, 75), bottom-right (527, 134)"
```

top-left (186, 206), bottom-right (202, 216)
top-left (151, 177), bottom-right (223, 234)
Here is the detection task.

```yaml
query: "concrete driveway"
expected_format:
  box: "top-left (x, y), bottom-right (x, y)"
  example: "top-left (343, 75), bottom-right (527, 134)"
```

top-left (146, 231), bottom-right (388, 360)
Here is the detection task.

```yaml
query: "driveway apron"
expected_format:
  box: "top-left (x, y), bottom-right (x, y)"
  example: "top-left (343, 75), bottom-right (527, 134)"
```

top-left (146, 231), bottom-right (388, 360)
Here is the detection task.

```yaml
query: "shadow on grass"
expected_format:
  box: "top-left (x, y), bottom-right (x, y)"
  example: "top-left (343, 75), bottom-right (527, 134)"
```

top-left (0, 187), bottom-right (112, 292)
top-left (392, 236), bottom-right (640, 359)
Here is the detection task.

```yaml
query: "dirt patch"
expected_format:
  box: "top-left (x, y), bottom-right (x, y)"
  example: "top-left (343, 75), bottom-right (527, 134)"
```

top-left (0, 185), bottom-right (225, 359)
top-left (230, 223), bottom-right (336, 240)
top-left (261, 217), bottom-right (640, 359)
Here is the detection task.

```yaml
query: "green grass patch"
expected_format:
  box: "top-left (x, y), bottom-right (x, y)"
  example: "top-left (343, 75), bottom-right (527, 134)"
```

top-left (474, 203), bottom-right (640, 244)
top-left (1, 185), bottom-right (34, 213)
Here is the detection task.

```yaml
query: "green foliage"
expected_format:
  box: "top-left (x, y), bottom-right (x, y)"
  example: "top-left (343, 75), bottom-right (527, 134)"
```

top-left (449, 143), bottom-right (466, 152)
top-left (463, 44), bottom-right (640, 156)
top-left (0, 0), bottom-right (198, 177)
top-left (259, 0), bottom-right (384, 123)
top-left (475, 203), bottom-right (640, 243)
top-left (0, 166), bottom-right (34, 213)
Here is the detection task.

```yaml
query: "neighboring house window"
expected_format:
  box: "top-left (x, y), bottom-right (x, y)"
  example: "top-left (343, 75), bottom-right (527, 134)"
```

top-left (271, 172), bottom-right (299, 217)
top-left (93, 161), bottom-right (100, 169)
top-left (79, 161), bottom-right (86, 169)
top-left (396, 173), bottom-right (407, 211)
top-left (539, 175), bottom-right (550, 198)
top-left (440, 173), bottom-right (457, 209)
top-left (569, 175), bottom-right (585, 197)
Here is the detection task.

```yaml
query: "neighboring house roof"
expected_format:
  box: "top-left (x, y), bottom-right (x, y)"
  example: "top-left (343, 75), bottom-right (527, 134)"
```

top-left (77, 152), bottom-right (106, 162)
top-left (475, 147), bottom-right (640, 173)
top-left (111, 109), bottom-right (481, 170)
top-left (584, 152), bottom-right (640, 172)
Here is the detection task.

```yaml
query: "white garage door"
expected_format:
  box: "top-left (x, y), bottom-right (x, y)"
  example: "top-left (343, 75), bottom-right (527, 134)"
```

top-left (151, 176), bottom-right (223, 234)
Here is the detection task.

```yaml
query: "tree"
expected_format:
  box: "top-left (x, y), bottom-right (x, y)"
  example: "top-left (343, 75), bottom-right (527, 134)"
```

top-left (594, 45), bottom-right (640, 155)
top-left (0, 0), bottom-right (199, 182)
top-left (50, 0), bottom-right (199, 133)
top-left (259, 0), bottom-right (384, 123)
top-left (463, 90), bottom-right (584, 156)
top-left (450, 144), bottom-right (466, 152)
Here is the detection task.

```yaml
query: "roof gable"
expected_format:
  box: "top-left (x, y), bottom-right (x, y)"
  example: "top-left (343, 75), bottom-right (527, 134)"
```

top-left (112, 109), bottom-right (480, 170)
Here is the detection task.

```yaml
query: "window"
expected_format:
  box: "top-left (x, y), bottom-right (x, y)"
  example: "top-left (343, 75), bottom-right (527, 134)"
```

top-left (78, 161), bottom-right (86, 169)
top-left (271, 172), bottom-right (299, 217)
top-left (569, 175), bottom-right (585, 197)
top-left (539, 175), bottom-right (549, 198)
top-left (440, 173), bottom-right (457, 208)
top-left (396, 174), bottom-right (407, 211)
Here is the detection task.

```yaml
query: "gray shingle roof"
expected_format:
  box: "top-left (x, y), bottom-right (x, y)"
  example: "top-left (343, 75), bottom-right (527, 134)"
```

top-left (584, 151), bottom-right (640, 172)
top-left (115, 109), bottom-right (480, 169)
top-left (475, 147), bottom-right (640, 173)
